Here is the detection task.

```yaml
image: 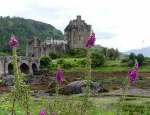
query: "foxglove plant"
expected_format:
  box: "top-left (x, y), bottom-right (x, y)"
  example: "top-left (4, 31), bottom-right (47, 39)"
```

top-left (54, 68), bottom-right (63, 109)
top-left (82, 31), bottom-right (96, 114)
top-left (40, 110), bottom-right (46, 115)
top-left (9, 35), bottom-right (30, 115)
top-left (116, 60), bottom-right (138, 115)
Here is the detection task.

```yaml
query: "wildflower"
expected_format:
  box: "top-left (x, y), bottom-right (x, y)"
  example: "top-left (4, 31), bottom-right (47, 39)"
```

top-left (85, 32), bottom-right (96, 47)
top-left (128, 60), bottom-right (138, 85)
top-left (56, 68), bottom-right (63, 85)
top-left (9, 36), bottom-right (19, 47)
top-left (40, 110), bottom-right (46, 115)
top-left (50, 109), bottom-right (55, 115)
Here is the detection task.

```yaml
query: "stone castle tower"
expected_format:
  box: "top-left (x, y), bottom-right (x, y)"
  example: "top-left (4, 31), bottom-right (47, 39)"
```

top-left (64, 15), bottom-right (92, 49)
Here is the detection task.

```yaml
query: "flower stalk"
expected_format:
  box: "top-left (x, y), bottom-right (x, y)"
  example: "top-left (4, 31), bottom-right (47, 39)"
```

top-left (82, 31), bottom-right (95, 114)
top-left (9, 36), bottom-right (30, 115)
top-left (116, 60), bottom-right (138, 115)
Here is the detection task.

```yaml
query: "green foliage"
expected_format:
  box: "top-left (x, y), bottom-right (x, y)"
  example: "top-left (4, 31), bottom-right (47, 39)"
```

top-left (77, 58), bottom-right (87, 65)
top-left (100, 47), bottom-right (120, 60)
top-left (91, 51), bottom-right (105, 67)
top-left (143, 57), bottom-right (150, 66)
top-left (66, 48), bottom-right (87, 58)
top-left (49, 52), bottom-right (58, 59)
top-left (136, 54), bottom-right (145, 66)
top-left (40, 56), bottom-right (52, 68)
top-left (62, 62), bottom-right (76, 69)
top-left (121, 57), bottom-right (130, 63)
top-left (129, 52), bottom-right (136, 61)
top-left (0, 16), bottom-right (63, 55)
top-left (57, 58), bottom-right (66, 65)
top-left (0, 52), bottom-right (9, 56)
top-left (106, 48), bottom-right (120, 60)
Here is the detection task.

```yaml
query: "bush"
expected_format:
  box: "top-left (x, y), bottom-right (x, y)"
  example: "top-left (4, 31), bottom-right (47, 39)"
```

top-left (77, 59), bottom-right (87, 65)
top-left (121, 57), bottom-right (130, 63)
top-left (91, 51), bottom-right (105, 67)
top-left (40, 56), bottom-right (52, 68)
top-left (49, 52), bottom-right (58, 59)
top-left (62, 62), bottom-right (75, 69)
top-left (57, 58), bottom-right (66, 65)
top-left (66, 48), bottom-right (87, 58)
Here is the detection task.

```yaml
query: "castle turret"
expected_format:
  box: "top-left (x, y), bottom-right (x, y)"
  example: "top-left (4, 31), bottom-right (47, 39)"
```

top-left (64, 15), bottom-right (92, 49)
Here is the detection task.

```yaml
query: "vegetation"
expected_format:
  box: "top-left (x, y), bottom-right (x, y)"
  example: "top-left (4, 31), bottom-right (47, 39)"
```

top-left (40, 56), bottom-right (52, 69)
top-left (0, 16), bottom-right (63, 55)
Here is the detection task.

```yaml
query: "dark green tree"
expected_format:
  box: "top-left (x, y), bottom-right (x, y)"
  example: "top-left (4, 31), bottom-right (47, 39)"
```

top-left (136, 54), bottom-right (145, 66)
top-left (129, 52), bottom-right (136, 61)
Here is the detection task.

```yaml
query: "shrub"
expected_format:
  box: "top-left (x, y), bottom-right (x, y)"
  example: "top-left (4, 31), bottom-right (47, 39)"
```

top-left (66, 48), bottom-right (87, 58)
top-left (57, 58), bottom-right (66, 65)
top-left (91, 51), bottom-right (105, 67)
top-left (62, 62), bottom-right (75, 69)
top-left (40, 56), bottom-right (52, 68)
top-left (77, 59), bottom-right (87, 65)
top-left (49, 52), bottom-right (58, 59)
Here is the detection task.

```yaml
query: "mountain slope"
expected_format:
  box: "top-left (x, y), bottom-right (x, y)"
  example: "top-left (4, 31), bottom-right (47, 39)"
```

top-left (0, 16), bottom-right (64, 55)
top-left (122, 46), bottom-right (150, 57)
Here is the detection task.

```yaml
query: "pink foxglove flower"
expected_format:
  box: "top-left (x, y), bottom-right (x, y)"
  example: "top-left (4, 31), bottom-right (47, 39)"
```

top-left (56, 68), bottom-right (63, 85)
top-left (85, 32), bottom-right (96, 47)
top-left (128, 60), bottom-right (138, 85)
top-left (40, 110), bottom-right (46, 115)
top-left (9, 36), bottom-right (19, 47)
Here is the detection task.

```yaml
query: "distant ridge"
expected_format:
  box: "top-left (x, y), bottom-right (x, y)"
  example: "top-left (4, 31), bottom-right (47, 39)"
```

top-left (122, 46), bottom-right (150, 57)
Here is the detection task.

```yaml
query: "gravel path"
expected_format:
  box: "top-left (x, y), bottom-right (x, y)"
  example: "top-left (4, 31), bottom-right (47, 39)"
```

top-left (107, 86), bottom-right (150, 97)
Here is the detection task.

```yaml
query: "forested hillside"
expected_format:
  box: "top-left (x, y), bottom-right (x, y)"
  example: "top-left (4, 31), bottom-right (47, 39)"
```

top-left (0, 16), bottom-right (64, 55)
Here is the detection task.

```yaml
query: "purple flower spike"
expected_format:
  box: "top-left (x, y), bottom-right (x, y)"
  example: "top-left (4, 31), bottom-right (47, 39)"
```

top-left (9, 36), bottom-right (19, 47)
top-left (85, 32), bottom-right (96, 47)
top-left (128, 60), bottom-right (138, 85)
top-left (40, 110), bottom-right (46, 115)
top-left (56, 68), bottom-right (63, 85)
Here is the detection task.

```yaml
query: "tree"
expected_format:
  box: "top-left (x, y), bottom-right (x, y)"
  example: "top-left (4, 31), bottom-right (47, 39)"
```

top-left (107, 48), bottom-right (116, 60)
top-left (136, 54), bottom-right (145, 66)
top-left (91, 51), bottom-right (105, 67)
top-left (101, 47), bottom-right (108, 59)
top-left (129, 52), bottom-right (136, 61)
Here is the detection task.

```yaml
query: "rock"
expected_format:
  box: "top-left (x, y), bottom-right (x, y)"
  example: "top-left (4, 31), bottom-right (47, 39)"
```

top-left (59, 80), bottom-right (107, 95)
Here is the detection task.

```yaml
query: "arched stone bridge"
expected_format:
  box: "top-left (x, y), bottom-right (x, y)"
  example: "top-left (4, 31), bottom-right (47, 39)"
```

top-left (0, 56), bottom-right (40, 76)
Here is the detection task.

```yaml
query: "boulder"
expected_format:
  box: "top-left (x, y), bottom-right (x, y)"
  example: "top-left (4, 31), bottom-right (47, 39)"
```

top-left (59, 80), bottom-right (107, 95)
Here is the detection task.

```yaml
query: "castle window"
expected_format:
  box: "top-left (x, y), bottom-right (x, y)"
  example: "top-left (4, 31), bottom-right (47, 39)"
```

top-left (79, 36), bottom-right (81, 41)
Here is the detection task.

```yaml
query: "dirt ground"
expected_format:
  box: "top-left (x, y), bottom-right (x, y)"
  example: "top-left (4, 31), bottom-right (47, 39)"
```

top-left (0, 72), bottom-right (150, 96)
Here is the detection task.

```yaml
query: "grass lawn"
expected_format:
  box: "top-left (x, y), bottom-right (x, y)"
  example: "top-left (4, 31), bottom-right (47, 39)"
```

top-left (0, 93), bottom-right (149, 115)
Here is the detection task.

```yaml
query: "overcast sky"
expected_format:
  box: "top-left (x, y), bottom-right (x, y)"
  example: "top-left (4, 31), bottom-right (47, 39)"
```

top-left (0, 0), bottom-right (150, 52)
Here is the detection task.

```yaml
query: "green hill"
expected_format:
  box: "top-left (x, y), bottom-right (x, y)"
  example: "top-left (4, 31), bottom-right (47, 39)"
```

top-left (0, 16), bottom-right (64, 55)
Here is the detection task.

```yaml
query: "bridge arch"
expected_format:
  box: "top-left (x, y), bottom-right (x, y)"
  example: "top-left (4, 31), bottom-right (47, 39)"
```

top-left (20, 63), bottom-right (30, 74)
top-left (8, 63), bottom-right (13, 75)
top-left (32, 63), bottom-right (38, 72)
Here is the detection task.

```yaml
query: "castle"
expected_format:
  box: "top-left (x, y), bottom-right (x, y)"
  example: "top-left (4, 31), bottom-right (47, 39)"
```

top-left (26, 15), bottom-right (92, 58)
top-left (0, 16), bottom-right (92, 76)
